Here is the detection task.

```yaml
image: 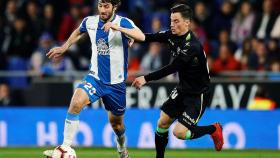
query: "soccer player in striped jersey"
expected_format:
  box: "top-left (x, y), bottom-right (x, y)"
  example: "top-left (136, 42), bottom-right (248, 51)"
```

top-left (43, 0), bottom-right (144, 158)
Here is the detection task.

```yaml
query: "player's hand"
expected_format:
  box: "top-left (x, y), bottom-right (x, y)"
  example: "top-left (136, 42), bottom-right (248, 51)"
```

top-left (102, 22), bottom-right (119, 32)
top-left (46, 47), bottom-right (65, 60)
top-left (128, 38), bottom-right (134, 47)
top-left (132, 76), bottom-right (147, 90)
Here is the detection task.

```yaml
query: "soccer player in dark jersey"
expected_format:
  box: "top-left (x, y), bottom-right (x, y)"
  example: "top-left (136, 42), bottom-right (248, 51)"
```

top-left (132, 4), bottom-right (224, 158)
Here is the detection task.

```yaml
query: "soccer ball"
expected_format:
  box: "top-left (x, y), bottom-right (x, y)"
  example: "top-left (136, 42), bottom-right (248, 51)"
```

top-left (52, 145), bottom-right (76, 158)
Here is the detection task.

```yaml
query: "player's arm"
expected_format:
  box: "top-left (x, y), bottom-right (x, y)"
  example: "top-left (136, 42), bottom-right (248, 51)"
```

top-left (47, 28), bottom-right (84, 59)
top-left (61, 28), bottom-right (84, 51)
top-left (47, 17), bottom-right (88, 59)
top-left (143, 46), bottom-right (195, 81)
top-left (132, 57), bottom-right (181, 90)
top-left (103, 22), bottom-right (145, 41)
top-left (132, 46), bottom-right (195, 89)
top-left (117, 27), bottom-right (145, 42)
top-left (144, 30), bottom-right (171, 43)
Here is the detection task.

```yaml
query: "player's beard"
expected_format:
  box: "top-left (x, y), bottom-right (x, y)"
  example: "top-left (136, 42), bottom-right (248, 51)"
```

top-left (99, 10), bottom-right (114, 21)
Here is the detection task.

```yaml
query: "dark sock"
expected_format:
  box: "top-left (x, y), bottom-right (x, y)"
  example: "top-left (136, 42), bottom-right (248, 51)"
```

top-left (190, 125), bottom-right (216, 139)
top-left (155, 130), bottom-right (168, 158)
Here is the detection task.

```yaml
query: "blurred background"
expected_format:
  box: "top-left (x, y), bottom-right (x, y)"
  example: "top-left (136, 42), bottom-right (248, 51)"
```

top-left (0, 0), bottom-right (280, 152)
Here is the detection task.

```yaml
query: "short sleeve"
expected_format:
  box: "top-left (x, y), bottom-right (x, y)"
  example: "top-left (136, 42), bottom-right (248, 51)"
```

top-left (120, 17), bottom-right (137, 29)
top-left (79, 17), bottom-right (88, 33)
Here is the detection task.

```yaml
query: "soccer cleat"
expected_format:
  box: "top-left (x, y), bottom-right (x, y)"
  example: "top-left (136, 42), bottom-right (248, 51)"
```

top-left (118, 148), bottom-right (130, 158)
top-left (210, 122), bottom-right (224, 151)
top-left (43, 149), bottom-right (54, 158)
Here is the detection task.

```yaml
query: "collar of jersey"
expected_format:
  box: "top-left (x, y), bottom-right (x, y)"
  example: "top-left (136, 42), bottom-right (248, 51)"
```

top-left (178, 30), bottom-right (191, 41)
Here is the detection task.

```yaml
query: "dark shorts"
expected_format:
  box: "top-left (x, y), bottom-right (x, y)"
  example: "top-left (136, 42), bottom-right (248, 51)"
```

top-left (161, 88), bottom-right (210, 128)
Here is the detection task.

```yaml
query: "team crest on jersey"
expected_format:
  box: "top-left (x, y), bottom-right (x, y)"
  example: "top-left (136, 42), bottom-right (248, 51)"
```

top-left (97, 38), bottom-right (109, 55)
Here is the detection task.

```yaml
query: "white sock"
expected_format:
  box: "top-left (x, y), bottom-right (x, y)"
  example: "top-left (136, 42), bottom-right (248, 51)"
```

top-left (62, 119), bottom-right (79, 146)
top-left (116, 135), bottom-right (126, 152)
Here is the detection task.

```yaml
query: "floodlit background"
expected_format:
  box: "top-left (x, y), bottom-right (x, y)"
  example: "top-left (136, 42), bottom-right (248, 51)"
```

top-left (0, 0), bottom-right (280, 157)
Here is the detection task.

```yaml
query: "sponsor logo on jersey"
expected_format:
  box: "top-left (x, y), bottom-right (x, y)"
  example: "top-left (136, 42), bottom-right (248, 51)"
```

top-left (97, 38), bottom-right (109, 55)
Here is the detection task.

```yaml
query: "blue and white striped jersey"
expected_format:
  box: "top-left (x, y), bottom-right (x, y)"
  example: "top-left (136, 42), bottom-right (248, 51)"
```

top-left (79, 15), bottom-right (137, 84)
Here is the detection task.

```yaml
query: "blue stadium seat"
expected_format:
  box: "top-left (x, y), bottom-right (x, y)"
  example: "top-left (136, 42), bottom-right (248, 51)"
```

top-left (7, 57), bottom-right (29, 88)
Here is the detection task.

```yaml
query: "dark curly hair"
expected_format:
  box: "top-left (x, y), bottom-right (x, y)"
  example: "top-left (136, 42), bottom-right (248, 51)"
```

top-left (99, 0), bottom-right (121, 7)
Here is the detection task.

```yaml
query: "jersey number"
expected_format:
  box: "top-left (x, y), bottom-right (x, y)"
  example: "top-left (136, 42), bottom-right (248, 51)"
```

top-left (170, 88), bottom-right (178, 99)
top-left (84, 82), bottom-right (96, 96)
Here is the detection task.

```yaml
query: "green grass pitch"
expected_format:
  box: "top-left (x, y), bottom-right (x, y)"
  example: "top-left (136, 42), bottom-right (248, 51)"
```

top-left (0, 147), bottom-right (279, 158)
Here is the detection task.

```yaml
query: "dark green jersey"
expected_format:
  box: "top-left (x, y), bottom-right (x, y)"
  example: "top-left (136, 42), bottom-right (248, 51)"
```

top-left (144, 30), bottom-right (210, 95)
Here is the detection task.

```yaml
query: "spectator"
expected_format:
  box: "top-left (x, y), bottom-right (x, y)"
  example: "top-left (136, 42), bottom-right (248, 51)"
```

top-left (5, 16), bottom-right (29, 58)
top-left (235, 38), bottom-right (252, 70)
top-left (235, 38), bottom-right (252, 61)
top-left (219, 30), bottom-right (237, 52)
top-left (43, 4), bottom-right (60, 38)
top-left (267, 38), bottom-right (280, 62)
top-left (267, 60), bottom-right (280, 80)
top-left (140, 42), bottom-right (163, 72)
top-left (248, 40), bottom-right (268, 71)
top-left (0, 83), bottom-right (12, 106)
top-left (230, 1), bottom-right (255, 45)
top-left (252, 0), bottom-right (278, 39)
top-left (193, 1), bottom-right (211, 35)
top-left (40, 33), bottom-right (74, 76)
top-left (41, 58), bottom-right (74, 77)
top-left (4, 0), bottom-right (18, 27)
top-left (210, 0), bottom-right (234, 39)
top-left (7, 16), bottom-right (34, 59)
top-left (81, 3), bottom-right (93, 17)
top-left (151, 16), bottom-right (162, 33)
top-left (269, 60), bottom-right (280, 72)
top-left (30, 32), bottom-right (56, 75)
top-left (212, 44), bottom-right (240, 73)
top-left (57, 4), bottom-right (83, 42)
top-left (30, 51), bottom-right (43, 75)
top-left (25, 0), bottom-right (43, 41)
top-left (1, 0), bottom-right (18, 56)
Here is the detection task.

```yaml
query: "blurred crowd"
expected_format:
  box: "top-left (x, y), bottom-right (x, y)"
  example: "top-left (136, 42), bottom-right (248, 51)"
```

top-left (0, 0), bottom-right (280, 85)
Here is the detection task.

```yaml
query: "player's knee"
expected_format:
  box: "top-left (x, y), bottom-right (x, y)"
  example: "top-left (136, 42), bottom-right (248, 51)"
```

top-left (173, 129), bottom-right (187, 140)
top-left (157, 119), bottom-right (170, 129)
top-left (111, 123), bottom-right (124, 131)
top-left (173, 124), bottom-right (191, 140)
top-left (110, 121), bottom-right (124, 131)
top-left (69, 99), bottom-right (83, 114)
